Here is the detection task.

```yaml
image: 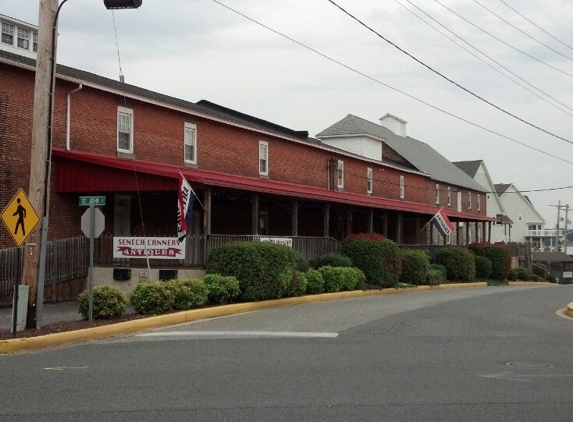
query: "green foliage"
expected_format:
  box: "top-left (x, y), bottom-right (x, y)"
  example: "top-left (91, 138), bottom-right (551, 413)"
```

top-left (170, 279), bottom-right (208, 310)
top-left (345, 267), bottom-right (366, 290)
top-left (343, 238), bottom-right (401, 287)
top-left (547, 273), bottom-right (557, 283)
top-left (468, 244), bottom-right (510, 280)
top-left (305, 270), bottom-right (324, 294)
top-left (286, 271), bottom-right (308, 297)
top-left (315, 253), bottom-right (353, 269)
top-left (206, 241), bottom-right (298, 302)
top-left (516, 267), bottom-right (532, 280)
top-left (430, 264), bottom-right (447, 279)
top-left (425, 268), bottom-right (443, 286)
top-left (77, 285), bottom-right (127, 320)
top-left (399, 249), bottom-right (430, 285)
top-left (295, 254), bottom-right (310, 272)
top-left (319, 266), bottom-right (346, 293)
top-left (129, 281), bottom-right (175, 315)
top-left (435, 247), bottom-right (476, 282)
top-left (507, 268), bottom-right (518, 281)
top-left (345, 232), bottom-right (386, 241)
top-left (474, 255), bottom-right (492, 279)
top-left (487, 279), bottom-right (509, 286)
top-left (529, 274), bottom-right (540, 281)
top-left (203, 274), bottom-right (241, 305)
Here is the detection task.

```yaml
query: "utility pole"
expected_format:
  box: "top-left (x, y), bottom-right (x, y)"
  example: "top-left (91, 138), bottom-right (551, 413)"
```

top-left (21, 0), bottom-right (59, 329)
top-left (556, 201), bottom-right (561, 252)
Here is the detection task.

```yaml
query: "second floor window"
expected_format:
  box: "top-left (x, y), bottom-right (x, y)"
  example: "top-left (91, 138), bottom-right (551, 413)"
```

top-left (435, 184), bottom-right (440, 205)
top-left (468, 192), bottom-right (472, 210)
top-left (477, 194), bottom-right (481, 211)
top-left (337, 160), bottom-right (344, 189)
top-left (32, 32), bottom-right (38, 52)
top-left (184, 123), bottom-right (197, 164)
top-left (17, 27), bottom-right (29, 49)
top-left (117, 107), bottom-right (133, 153)
top-left (259, 141), bottom-right (268, 176)
top-left (366, 168), bottom-right (373, 194)
top-left (1, 23), bottom-right (14, 45)
top-left (447, 187), bottom-right (451, 206)
top-left (400, 175), bottom-right (405, 199)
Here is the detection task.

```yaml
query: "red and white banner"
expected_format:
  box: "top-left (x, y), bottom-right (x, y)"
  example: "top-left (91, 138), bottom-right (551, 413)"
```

top-left (113, 237), bottom-right (185, 259)
top-left (431, 208), bottom-right (454, 237)
top-left (177, 175), bottom-right (195, 242)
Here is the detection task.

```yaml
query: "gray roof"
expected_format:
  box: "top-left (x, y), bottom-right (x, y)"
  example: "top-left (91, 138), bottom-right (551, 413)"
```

top-left (317, 115), bottom-right (487, 192)
top-left (531, 252), bottom-right (573, 263)
top-left (453, 160), bottom-right (482, 178)
top-left (494, 183), bottom-right (512, 196)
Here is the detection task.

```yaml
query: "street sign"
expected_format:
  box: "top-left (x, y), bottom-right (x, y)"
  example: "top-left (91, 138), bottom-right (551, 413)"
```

top-left (81, 207), bottom-right (105, 238)
top-left (1, 189), bottom-right (40, 246)
top-left (79, 196), bottom-right (106, 206)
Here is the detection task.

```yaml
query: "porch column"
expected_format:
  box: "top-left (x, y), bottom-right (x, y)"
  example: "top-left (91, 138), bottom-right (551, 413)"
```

top-left (202, 188), bottom-right (212, 264)
top-left (324, 203), bottom-right (330, 238)
top-left (346, 209), bottom-right (353, 237)
top-left (368, 209), bottom-right (374, 233)
top-left (429, 218), bottom-right (434, 245)
top-left (465, 221), bottom-right (470, 245)
top-left (252, 194), bottom-right (259, 235)
top-left (488, 221), bottom-right (492, 243)
top-left (456, 222), bottom-right (460, 245)
top-left (415, 215), bottom-right (420, 244)
top-left (382, 211), bottom-right (388, 237)
top-left (291, 199), bottom-right (298, 237)
top-left (397, 212), bottom-right (403, 245)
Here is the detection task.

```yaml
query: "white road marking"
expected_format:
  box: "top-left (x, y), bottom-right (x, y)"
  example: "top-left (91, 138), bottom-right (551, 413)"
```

top-left (44, 366), bottom-right (89, 371)
top-left (137, 331), bottom-right (338, 338)
top-left (482, 372), bottom-right (573, 382)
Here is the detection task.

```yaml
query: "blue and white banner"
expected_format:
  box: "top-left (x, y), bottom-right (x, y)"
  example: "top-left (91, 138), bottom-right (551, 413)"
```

top-left (177, 176), bottom-right (195, 242)
top-left (431, 208), bottom-right (454, 237)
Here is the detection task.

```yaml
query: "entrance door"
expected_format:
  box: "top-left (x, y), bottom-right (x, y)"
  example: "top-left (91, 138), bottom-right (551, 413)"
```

top-left (114, 194), bottom-right (131, 236)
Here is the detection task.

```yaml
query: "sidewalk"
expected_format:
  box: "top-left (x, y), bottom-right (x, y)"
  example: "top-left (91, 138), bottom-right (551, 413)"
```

top-left (0, 301), bottom-right (81, 331)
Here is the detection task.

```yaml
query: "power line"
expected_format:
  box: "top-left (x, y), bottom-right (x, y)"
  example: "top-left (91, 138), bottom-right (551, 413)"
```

top-left (432, 0), bottom-right (573, 79)
top-left (471, 0), bottom-right (573, 63)
top-left (210, 0), bottom-right (573, 167)
top-left (496, 0), bottom-right (573, 54)
top-left (325, 0), bottom-right (573, 146)
top-left (398, 0), bottom-right (573, 118)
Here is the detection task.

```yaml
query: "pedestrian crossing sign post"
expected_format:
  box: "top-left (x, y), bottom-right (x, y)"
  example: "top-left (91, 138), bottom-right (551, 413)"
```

top-left (1, 189), bottom-right (40, 247)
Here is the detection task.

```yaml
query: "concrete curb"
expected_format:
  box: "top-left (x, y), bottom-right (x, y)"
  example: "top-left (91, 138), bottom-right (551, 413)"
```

top-left (0, 281), bottom-right (553, 354)
top-left (566, 302), bottom-right (573, 319)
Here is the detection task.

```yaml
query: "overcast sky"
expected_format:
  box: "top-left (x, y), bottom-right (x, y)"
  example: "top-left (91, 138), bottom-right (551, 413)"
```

top-left (4, 0), bottom-right (573, 227)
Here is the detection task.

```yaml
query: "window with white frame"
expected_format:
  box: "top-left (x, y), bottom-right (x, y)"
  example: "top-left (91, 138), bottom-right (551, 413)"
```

top-left (400, 175), bottom-right (405, 199)
top-left (366, 167), bottom-right (373, 194)
top-left (184, 123), bottom-right (197, 164)
top-left (337, 160), bottom-right (344, 189)
top-left (468, 191), bottom-right (472, 209)
top-left (435, 184), bottom-right (440, 204)
top-left (477, 194), bottom-right (481, 211)
top-left (17, 27), bottom-right (29, 49)
top-left (117, 107), bottom-right (133, 153)
top-left (259, 141), bottom-right (268, 176)
top-left (1, 23), bottom-right (14, 45)
top-left (32, 31), bottom-right (38, 52)
top-left (447, 187), bottom-right (452, 206)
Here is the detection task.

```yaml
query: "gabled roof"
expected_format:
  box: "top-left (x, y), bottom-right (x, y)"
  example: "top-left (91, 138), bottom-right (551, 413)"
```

top-left (317, 114), bottom-right (487, 192)
top-left (494, 183), bottom-right (512, 196)
top-left (453, 160), bottom-right (482, 178)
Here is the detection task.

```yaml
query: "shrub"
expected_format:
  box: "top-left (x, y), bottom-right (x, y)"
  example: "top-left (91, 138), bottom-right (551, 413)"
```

top-left (295, 254), bottom-right (310, 272)
top-left (435, 247), bottom-right (475, 282)
top-left (315, 253), bottom-right (353, 269)
top-left (345, 232), bottom-right (386, 241)
top-left (430, 264), bottom-right (447, 279)
top-left (507, 268), bottom-right (518, 281)
top-left (345, 267), bottom-right (366, 290)
top-left (77, 285), bottom-right (127, 320)
top-left (529, 274), bottom-right (540, 281)
top-left (319, 266), bottom-right (346, 293)
top-left (474, 255), bottom-right (492, 279)
top-left (547, 273), bottom-right (557, 283)
top-left (203, 274), bottom-right (241, 305)
top-left (426, 268), bottom-right (443, 286)
top-left (468, 244), bottom-right (510, 280)
top-left (399, 249), bottom-right (430, 285)
top-left (286, 270), bottom-right (308, 297)
top-left (343, 238), bottom-right (401, 287)
top-left (305, 270), bottom-right (324, 294)
top-left (516, 267), bottom-right (531, 280)
top-left (206, 241), bottom-right (298, 302)
top-left (130, 281), bottom-right (175, 315)
top-left (170, 279), bottom-right (208, 310)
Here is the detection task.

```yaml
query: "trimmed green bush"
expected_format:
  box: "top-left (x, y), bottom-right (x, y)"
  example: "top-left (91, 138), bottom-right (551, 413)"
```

top-left (547, 273), bottom-right (557, 283)
top-left (203, 274), bottom-right (240, 305)
top-left (305, 270), bottom-right (324, 294)
top-left (343, 238), bottom-right (401, 287)
top-left (286, 270), bottom-right (308, 297)
top-left (315, 253), bottom-right (353, 269)
top-left (468, 244), bottom-right (510, 280)
top-left (77, 285), bottom-right (127, 320)
top-left (344, 267), bottom-right (366, 290)
top-left (516, 267), bottom-right (531, 280)
top-left (507, 268), bottom-right (518, 281)
top-left (474, 255), bottom-right (492, 279)
top-left (529, 274), bottom-right (540, 281)
top-left (426, 268), bottom-right (443, 286)
top-left (319, 265), bottom-right (346, 293)
top-left (295, 254), bottom-right (310, 272)
top-left (206, 241), bottom-right (298, 302)
top-left (170, 279), bottom-right (208, 310)
top-left (399, 249), bottom-right (430, 285)
top-left (430, 264), bottom-right (447, 279)
top-left (130, 281), bottom-right (175, 315)
top-left (435, 247), bottom-right (475, 282)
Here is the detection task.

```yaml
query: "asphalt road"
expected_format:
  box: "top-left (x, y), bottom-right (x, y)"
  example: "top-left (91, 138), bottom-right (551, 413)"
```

top-left (1, 285), bottom-right (572, 421)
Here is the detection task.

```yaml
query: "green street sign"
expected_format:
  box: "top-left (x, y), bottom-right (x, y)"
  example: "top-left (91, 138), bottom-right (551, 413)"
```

top-left (79, 196), bottom-right (106, 206)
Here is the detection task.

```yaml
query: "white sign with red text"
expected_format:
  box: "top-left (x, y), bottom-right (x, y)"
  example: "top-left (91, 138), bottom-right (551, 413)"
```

top-left (113, 237), bottom-right (185, 259)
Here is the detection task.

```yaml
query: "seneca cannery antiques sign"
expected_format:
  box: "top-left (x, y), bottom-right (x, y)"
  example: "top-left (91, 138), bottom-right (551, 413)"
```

top-left (113, 237), bottom-right (185, 259)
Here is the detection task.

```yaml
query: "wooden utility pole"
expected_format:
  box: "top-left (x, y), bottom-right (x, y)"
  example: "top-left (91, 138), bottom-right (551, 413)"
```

top-left (21, 0), bottom-right (58, 328)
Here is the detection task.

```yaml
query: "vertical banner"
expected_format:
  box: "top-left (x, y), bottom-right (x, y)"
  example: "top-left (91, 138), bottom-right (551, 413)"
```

top-left (177, 176), bottom-right (195, 242)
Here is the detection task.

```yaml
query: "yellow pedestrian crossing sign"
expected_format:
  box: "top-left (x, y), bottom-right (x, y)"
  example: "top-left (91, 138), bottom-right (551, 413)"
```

top-left (1, 189), bottom-right (40, 247)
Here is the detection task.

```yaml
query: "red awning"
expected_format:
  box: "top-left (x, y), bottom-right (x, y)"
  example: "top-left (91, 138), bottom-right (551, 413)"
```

top-left (52, 148), bottom-right (493, 221)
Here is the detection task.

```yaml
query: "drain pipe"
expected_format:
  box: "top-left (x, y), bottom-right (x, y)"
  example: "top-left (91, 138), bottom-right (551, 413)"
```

top-left (66, 83), bottom-right (83, 150)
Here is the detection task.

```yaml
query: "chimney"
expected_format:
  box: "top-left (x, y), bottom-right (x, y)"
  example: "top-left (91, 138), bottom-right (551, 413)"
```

top-left (379, 113), bottom-right (407, 137)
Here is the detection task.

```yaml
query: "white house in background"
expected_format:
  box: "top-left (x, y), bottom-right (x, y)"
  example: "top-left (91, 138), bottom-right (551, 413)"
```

top-left (495, 183), bottom-right (547, 248)
top-left (0, 14), bottom-right (38, 59)
top-left (454, 160), bottom-right (512, 243)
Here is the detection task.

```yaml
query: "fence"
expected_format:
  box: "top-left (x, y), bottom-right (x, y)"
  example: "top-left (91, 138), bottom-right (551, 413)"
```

top-left (0, 237), bottom-right (89, 299)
